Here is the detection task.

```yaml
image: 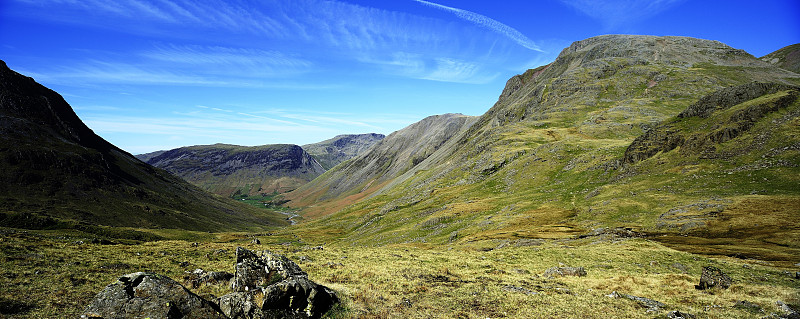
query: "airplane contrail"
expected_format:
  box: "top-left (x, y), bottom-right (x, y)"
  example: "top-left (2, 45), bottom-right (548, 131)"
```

top-left (413, 0), bottom-right (542, 52)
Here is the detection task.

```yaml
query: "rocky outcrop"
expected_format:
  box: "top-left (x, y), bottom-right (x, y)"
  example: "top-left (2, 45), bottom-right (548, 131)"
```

top-left (623, 82), bottom-right (799, 164)
top-left (224, 247), bottom-right (339, 319)
top-left (82, 272), bottom-right (227, 318)
top-left (82, 248), bottom-right (338, 319)
top-left (607, 291), bottom-right (666, 313)
top-left (140, 144), bottom-right (326, 196)
top-left (697, 266), bottom-right (732, 290)
top-left (303, 133), bottom-right (385, 170)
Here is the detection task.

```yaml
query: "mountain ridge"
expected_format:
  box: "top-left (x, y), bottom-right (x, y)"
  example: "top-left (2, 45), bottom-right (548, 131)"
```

top-left (140, 143), bottom-right (325, 196)
top-left (302, 133), bottom-right (385, 170)
top-left (286, 35), bottom-right (800, 262)
top-left (0, 60), bottom-right (287, 231)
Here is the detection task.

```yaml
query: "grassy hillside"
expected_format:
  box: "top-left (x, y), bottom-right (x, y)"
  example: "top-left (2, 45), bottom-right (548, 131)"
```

top-left (2, 227), bottom-right (798, 318)
top-left (287, 35), bottom-right (800, 263)
top-left (286, 113), bottom-right (476, 218)
top-left (0, 60), bottom-right (288, 232)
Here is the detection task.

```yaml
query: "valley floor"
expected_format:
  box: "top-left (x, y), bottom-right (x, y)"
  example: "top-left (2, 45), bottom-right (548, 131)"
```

top-left (0, 227), bottom-right (798, 318)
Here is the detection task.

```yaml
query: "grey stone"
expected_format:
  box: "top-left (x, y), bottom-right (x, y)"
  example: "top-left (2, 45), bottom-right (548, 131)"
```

top-left (184, 268), bottom-right (234, 289)
top-left (696, 266), bottom-right (732, 290)
top-left (543, 266), bottom-right (586, 277)
top-left (226, 247), bottom-right (339, 319)
top-left (83, 248), bottom-right (338, 319)
top-left (667, 310), bottom-right (696, 318)
top-left (607, 291), bottom-right (666, 313)
top-left (82, 272), bottom-right (226, 319)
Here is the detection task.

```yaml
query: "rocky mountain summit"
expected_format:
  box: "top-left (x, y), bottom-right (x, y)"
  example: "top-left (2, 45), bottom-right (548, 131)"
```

top-left (82, 247), bottom-right (339, 319)
top-left (302, 133), bottom-right (385, 170)
top-left (0, 60), bottom-right (285, 231)
top-left (139, 144), bottom-right (326, 196)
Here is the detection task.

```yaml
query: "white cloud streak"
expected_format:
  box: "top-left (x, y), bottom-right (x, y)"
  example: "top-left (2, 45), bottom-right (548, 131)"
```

top-left (558, 0), bottom-right (686, 29)
top-left (17, 0), bottom-right (533, 84)
top-left (413, 0), bottom-right (541, 52)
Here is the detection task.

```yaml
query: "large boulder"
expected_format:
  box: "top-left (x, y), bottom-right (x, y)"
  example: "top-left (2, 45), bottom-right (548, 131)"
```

top-left (221, 247), bottom-right (339, 319)
top-left (82, 248), bottom-right (339, 319)
top-left (697, 266), bottom-right (732, 290)
top-left (81, 272), bottom-right (226, 319)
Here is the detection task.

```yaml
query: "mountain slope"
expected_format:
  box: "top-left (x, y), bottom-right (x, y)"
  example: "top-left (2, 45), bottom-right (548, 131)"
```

top-left (285, 113), bottom-right (476, 217)
top-left (302, 133), bottom-right (385, 170)
top-left (760, 43), bottom-right (800, 73)
top-left (0, 60), bottom-right (287, 231)
top-left (290, 35), bottom-right (800, 261)
top-left (140, 143), bottom-right (325, 196)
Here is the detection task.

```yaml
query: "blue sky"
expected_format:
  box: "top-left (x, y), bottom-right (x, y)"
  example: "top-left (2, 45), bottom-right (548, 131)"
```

top-left (1, 0), bottom-right (798, 154)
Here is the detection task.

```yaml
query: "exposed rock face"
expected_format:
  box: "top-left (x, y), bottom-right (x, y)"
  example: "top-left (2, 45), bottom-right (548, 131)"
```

top-left (82, 272), bottom-right (226, 319)
top-left (761, 43), bottom-right (800, 74)
top-left (623, 82), bottom-right (799, 164)
top-left (0, 60), bottom-right (285, 231)
top-left (223, 247), bottom-right (339, 319)
top-left (139, 143), bottom-right (326, 196)
top-left (697, 266), bottom-right (732, 290)
top-left (184, 268), bottom-right (234, 289)
top-left (303, 133), bottom-right (385, 170)
top-left (83, 248), bottom-right (338, 319)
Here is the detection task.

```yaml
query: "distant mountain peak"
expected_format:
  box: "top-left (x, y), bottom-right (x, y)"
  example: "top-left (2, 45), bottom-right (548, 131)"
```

top-left (303, 133), bottom-right (385, 170)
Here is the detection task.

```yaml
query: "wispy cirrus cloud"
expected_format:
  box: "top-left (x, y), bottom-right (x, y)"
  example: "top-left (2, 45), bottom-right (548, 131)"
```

top-left (558, 0), bottom-right (686, 29)
top-left (17, 0), bottom-right (530, 84)
top-left (412, 0), bottom-right (541, 52)
top-left (142, 45), bottom-right (313, 77)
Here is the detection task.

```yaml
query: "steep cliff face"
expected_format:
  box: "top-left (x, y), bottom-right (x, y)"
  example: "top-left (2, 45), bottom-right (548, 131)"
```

top-left (290, 35), bottom-right (800, 260)
top-left (141, 144), bottom-right (325, 196)
top-left (303, 133), bottom-right (385, 170)
top-left (0, 60), bottom-right (286, 231)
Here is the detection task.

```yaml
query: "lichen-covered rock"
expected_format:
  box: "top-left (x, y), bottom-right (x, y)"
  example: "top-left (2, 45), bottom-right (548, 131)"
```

top-left (607, 291), bottom-right (666, 313)
top-left (83, 248), bottom-right (338, 319)
top-left (697, 266), bottom-right (732, 290)
top-left (184, 268), bottom-right (234, 289)
top-left (224, 247), bottom-right (339, 319)
top-left (81, 272), bottom-right (226, 319)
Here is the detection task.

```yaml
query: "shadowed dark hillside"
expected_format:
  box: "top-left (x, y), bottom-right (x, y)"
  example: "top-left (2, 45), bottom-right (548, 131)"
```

top-left (0, 60), bottom-right (287, 231)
